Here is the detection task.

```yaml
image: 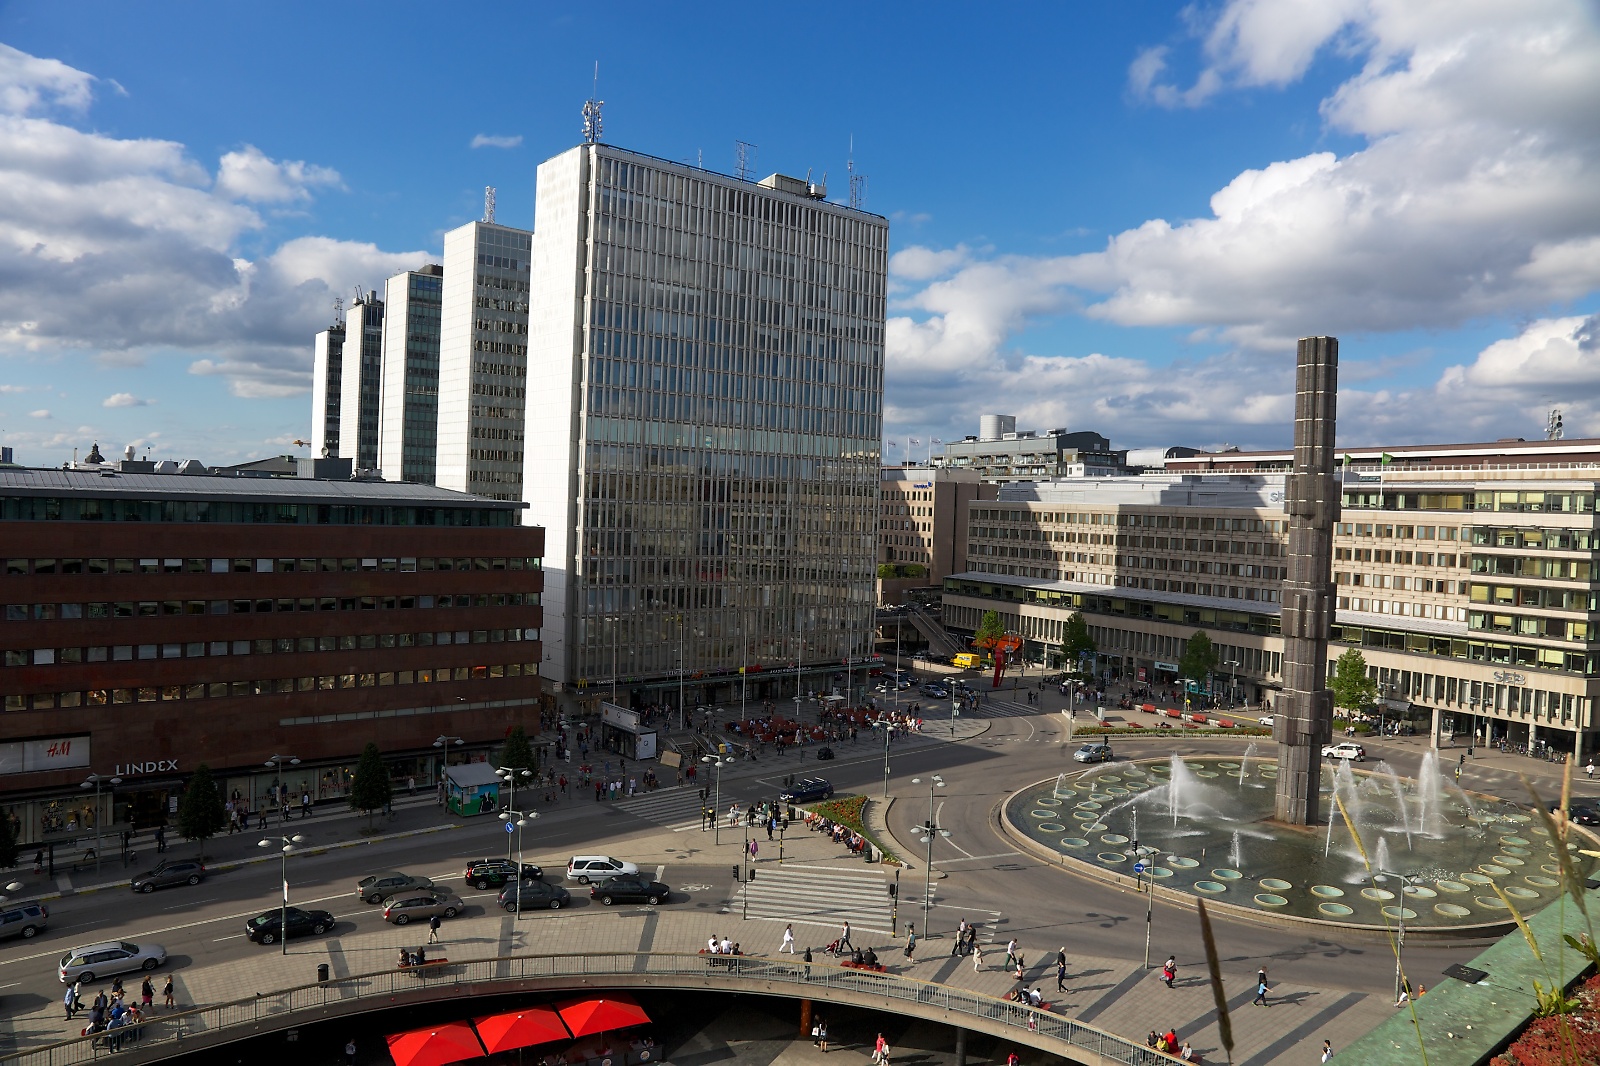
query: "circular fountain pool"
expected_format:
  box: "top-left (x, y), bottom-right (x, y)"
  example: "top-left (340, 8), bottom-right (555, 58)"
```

top-left (1005, 753), bottom-right (1592, 929)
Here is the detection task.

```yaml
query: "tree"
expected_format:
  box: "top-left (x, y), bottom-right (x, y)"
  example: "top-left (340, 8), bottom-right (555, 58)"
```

top-left (497, 725), bottom-right (537, 775)
top-left (1330, 649), bottom-right (1380, 713)
top-left (1178, 630), bottom-right (1219, 690)
top-left (877, 563), bottom-right (898, 579)
top-left (349, 742), bottom-right (393, 829)
top-left (975, 609), bottom-right (1006, 646)
top-left (0, 808), bottom-right (18, 870)
top-left (175, 764), bottom-right (226, 860)
top-left (899, 563), bottom-right (927, 578)
top-left (1062, 611), bottom-right (1096, 672)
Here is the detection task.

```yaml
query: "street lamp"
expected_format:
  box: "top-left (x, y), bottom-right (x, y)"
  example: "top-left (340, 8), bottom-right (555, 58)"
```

top-left (257, 832), bottom-right (305, 955)
top-left (1129, 840), bottom-right (1158, 969)
top-left (873, 718), bottom-right (894, 799)
top-left (79, 773), bottom-right (121, 873)
top-left (1372, 869), bottom-right (1423, 1001)
top-left (910, 776), bottom-right (949, 940)
top-left (498, 807), bottom-right (540, 922)
top-left (1221, 660), bottom-right (1241, 708)
top-left (264, 754), bottom-right (300, 823)
top-left (702, 754), bottom-right (732, 844)
top-left (494, 767), bottom-right (534, 860)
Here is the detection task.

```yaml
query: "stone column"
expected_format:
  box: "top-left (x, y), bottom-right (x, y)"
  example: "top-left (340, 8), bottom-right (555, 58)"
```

top-left (1275, 337), bottom-right (1340, 825)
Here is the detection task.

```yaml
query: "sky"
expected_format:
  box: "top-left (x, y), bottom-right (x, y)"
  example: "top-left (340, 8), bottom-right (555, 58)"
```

top-left (1, 0), bottom-right (1598, 467)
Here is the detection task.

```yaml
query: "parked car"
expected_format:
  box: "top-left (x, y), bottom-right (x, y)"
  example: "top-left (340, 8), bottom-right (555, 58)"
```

top-left (0, 900), bottom-right (48, 941)
top-left (463, 858), bottom-right (544, 890)
top-left (1073, 742), bottom-right (1114, 764)
top-left (921, 684), bottom-right (950, 699)
top-left (357, 871), bottom-right (434, 904)
top-left (383, 891), bottom-right (466, 925)
top-left (58, 941), bottom-right (166, 984)
top-left (780, 778), bottom-right (836, 803)
top-left (1322, 742), bottom-right (1366, 762)
top-left (245, 906), bottom-right (335, 945)
top-left (590, 877), bottom-right (671, 906)
top-left (566, 855), bottom-right (639, 884)
top-left (130, 860), bottom-right (206, 894)
top-left (497, 880), bottom-right (572, 912)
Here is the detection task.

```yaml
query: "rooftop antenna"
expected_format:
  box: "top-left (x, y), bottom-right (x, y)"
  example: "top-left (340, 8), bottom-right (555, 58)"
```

top-left (351, 285), bottom-right (365, 307)
top-left (847, 134), bottom-right (867, 210)
top-left (582, 61), bottom-right (604, 144)
top-left (483, 185), bottom-right (497, 224)
top-left (1547, 407), bottom-right (1565, 441)
top-left (734, 140), bottom-right (757, 181)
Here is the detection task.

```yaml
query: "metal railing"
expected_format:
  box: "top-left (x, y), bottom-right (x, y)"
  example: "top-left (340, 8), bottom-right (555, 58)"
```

top-left (2, 952), bottom-right (1167, 1066)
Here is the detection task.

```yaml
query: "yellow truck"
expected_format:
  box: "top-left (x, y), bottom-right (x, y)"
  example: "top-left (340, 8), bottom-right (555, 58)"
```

top-left (952, 652), bottom-right (982, 669)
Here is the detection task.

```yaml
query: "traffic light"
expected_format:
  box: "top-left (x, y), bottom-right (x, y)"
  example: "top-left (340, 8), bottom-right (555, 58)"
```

top-left (887, 883), bottom-right (897, 899)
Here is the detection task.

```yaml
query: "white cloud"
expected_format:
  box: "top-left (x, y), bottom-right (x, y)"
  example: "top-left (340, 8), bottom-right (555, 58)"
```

top-left (102, 392), bottom-right (151, 408)
top-left (470, 133), bottom-right (523, 149)
top-left (0, 43), bottom-right (94, 115)
top-left (0, 383), bottom-right (27, 394)
top-left (28, 408), bottom-right (49, 418)
top-left (215, 145), bottom-right (342, 203)
top-left (888, 245), bottom-right (971, 282)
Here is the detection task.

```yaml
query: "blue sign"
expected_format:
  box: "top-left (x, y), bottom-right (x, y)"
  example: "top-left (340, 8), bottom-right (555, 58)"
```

top-left (504, 821), bottom-right (515, 834)
top-left (1132, 861), bottom-right (1147, 874)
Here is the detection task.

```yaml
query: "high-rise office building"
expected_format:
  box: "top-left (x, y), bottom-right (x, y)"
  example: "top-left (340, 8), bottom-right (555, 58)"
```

top-left (524, 144), bottom-right (887, 706)
top-left (378, 264), bottom-right (444, 484)
top-left (339, 293), bottom-right (384, 470)
top-left (436, 221), bottom-right (531, 500)
top-left (310, 321), bottom-right (345, 458)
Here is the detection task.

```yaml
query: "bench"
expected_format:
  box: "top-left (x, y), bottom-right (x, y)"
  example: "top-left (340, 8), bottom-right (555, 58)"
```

top-left (398, 957), bottom-right (450, 976)
top-left (839, 959), bottom-right (887, 973)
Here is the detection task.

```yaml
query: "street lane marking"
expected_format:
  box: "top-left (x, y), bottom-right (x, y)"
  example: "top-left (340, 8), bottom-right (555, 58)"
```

top-left (930, 851), bottom-right (1021, 864)
top-left (164, 898), bottom-right (216, 910)
top-left (655, 864), bottom-right (665, 882)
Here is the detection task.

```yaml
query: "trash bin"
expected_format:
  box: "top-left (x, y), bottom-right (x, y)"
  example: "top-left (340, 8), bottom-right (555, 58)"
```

top-left (316, 963), bottom-right (330, 983)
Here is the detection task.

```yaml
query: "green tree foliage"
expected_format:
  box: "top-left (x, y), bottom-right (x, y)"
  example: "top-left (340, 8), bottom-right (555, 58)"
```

top-left (975, 609), bottom-right (1006, 645)
top-left (0, 808), bottom-right (19, 869)
top-left (1178, 630), bottom-right (1219, 688)
top-left (1330, 649), bottom-right (1380, 712)
top-left (175, 764), bottom-right (226, 860)
top-left (497, 725), bottom-right (537, 775)
top-left (1062, 611), bottom-right (1096, 670)
top-left (348, 742), bottom-right (393, 828)
top-left (877, 563), bottom-right (898, 579)
top-left (899, 563), bottom-right (927, 578)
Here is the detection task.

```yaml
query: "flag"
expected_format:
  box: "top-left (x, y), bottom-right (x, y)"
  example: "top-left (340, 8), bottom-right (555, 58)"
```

top-left (909, 437), bottom-right (921, 446)
top-left (1380, 453), bottom-right (1393, 465)
top-left (887, 440), bottom-right (898, 447)
top-left (1342, 454), bottom-right (1352, 467)
top-left (932, 437), bottom-right (943, 445)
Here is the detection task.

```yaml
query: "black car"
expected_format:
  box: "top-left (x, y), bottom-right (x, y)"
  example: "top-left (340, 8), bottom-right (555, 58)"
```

top-left (780, 778), bottom-right (835, 803)
top-left (130, 860), bottom-right (206, 893)
top-left (1551, 802), bottom-right (1600, 826)
top-left (463, 858), bottom-right (544, 890)
top-left (590, 877), bottom-right (671, 906)
top-left (816, 747), bottom-right (835, 761)
top-left (244, 906), bottom-right (335, 945)
top-left (497, 880), bottom-right (572, 912)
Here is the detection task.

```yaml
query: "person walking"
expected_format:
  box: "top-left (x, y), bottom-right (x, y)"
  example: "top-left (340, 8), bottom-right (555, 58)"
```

top-left (344, 1037), bottom-right (358, 1066)
top-left (301, 791), bottom-right (312, 818)
top-left (1056, 955), bottom-right (1068, 993)
top-left (780, 924), bottom-right (796, 953)
top-left (162, 975), bottom-right (174, 1009)
top-left (1162, 956), bottom-right (1176, 988)
top-left (408, 775), bottom-right (417, 796)
top-left (837, 921), bottom-right (853, 954)
top-left (1321, 1039), bottom-right (1334, 1062)
top-left (953, 918), bottom-right (969, 955)
top-left (817, 1018), bottom-right (829, 1054)
top-left (972, 940), bottom-right (985, 972)
top-left (1589, 760), bottom-right (1595, 780)
top-left (1253, 971), bottom-right (1270, 1006)
top-left (63, 981), bottom-right (80, 1021)
top-left (905, 923), bottom-right (917, 959)
top-left (1005, 938), bottom-right (1018, 969)
top-left (427, 913), bottom-right (442, 944)
top-left (140, 975), bottom-right (154, 1010)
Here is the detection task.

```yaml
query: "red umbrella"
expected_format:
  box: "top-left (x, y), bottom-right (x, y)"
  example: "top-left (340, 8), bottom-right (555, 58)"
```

top-left (473, 1005), bottom-right (572, 1054)
top-left (386, 1021), bottom-right (486, 1066)
top-left (555, 992), bottom-right (652, 1038)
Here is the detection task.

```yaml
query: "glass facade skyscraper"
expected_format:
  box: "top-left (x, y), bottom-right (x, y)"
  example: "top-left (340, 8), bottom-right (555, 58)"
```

top-left (378, 264), bottom-right (444, 484)
top-left (310, 321), bottom-right (344, 459)
top-left (525, 144), bottom-right (887, 702)
top-left (338, 294), bottom-right (384, 470)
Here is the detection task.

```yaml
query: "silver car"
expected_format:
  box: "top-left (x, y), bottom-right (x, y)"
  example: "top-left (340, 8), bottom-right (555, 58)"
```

top-left (59, 940), bottom-right (167, 984)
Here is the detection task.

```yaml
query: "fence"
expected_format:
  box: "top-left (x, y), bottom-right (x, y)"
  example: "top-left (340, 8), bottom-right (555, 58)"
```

top-left (1, 952), bottom-right (1170, 1066)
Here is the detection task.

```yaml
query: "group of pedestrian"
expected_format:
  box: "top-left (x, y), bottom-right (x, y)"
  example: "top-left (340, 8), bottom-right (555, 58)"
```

top-left (64, 974), bottom-right (175, 1050)
top-left (1145, 1029), bottom-right (1195, 1060)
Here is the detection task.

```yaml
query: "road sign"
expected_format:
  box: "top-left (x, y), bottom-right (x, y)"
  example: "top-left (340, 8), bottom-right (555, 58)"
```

top-left (504, 822), bottom-right (515, 834)
top-left (1132, 861), bottom-right (1147, 874)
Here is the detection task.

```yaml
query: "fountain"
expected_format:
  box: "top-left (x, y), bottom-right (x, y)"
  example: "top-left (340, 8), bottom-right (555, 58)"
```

top-left (1007, 755), bottom-right (1593, 930)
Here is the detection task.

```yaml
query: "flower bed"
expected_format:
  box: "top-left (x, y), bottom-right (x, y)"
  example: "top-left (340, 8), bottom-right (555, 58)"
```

top-left (803, 794), bottom-right (901, 865)
top-left (1491, 973), bottom-right (1600, 1065)
top-left (1072, 724), bottom-right (1272, 738)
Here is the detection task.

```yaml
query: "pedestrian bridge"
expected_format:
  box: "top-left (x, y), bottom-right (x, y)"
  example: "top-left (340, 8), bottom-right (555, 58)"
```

top-left (1, 953), bottom-right (1167, 1066)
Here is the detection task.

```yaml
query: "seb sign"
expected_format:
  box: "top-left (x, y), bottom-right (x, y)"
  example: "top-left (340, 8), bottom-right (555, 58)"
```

top-left (0, 736), bottom-right (92, 776)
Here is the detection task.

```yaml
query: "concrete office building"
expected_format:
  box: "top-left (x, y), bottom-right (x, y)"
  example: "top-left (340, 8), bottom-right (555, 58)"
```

top-left (436, 220), bottom-right (532, 500)
top-left (941, 441), bottom-right (1600, 759)
top-left (310, 321), bottom-right (345, 459)
top-left (878, 465), bottom-right (994, 597)
top-left (936, 417), bottom-right (1122, 482)
top-left (338, 293), bottom-right (385, 470)
top-left (378, 264), bottom-right (445, 484)
top-left (524, 143), bottom-right (887, 707)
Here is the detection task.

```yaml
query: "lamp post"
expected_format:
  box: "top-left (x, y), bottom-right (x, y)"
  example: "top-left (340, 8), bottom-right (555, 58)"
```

top-left (1221, 660), bottom-right (1241, 708)
top-left (257, 832), bottom-right (305, 955)
top-left (1129, 841), bottom-right (1158, 968)
top-left (1371, 869), bottom-right (1423, 1000)
top-left (80, 773), bottom-right (121, 873)
top-left (495, 767), bottom-right (533, 860)
top-left (873, 718), bottom-right (894, 798)
top-left (910, 782), bottom-right (949, 939)
top-left (498, 807), bottom-right (540, 922)
top-left (702, 754), bottom-right (732, 844)
top-left (264, 753), bottom-right (300, 824)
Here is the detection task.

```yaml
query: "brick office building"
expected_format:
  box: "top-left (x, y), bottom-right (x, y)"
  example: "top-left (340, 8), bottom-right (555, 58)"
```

top-left (0, 460), bottom-right (543, 849)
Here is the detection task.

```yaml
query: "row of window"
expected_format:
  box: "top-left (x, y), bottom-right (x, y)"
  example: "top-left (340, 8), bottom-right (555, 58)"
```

top-left (1336, 575), bottom-right (1467, 593)
top-left (1334, 548), bottom-right (1463, 566)
top-left (1470, 584), bottom-right (1595, 611)
top-left (5, 626), bottom-right (537, 667)
top-left (1470, 527), bottom-right (1600, 551)
top-left (1468, 612), bottom-right (1593, 641)
top-left (973, 509), bottom-right (1289, 534)
top-left (3, 661), bottom-right (538, 711)
top-left (5, 592), bottom-right (537, 623)
top-left (1334, 522), bottom-right (1467, 539)
top-left (0, 498), bottom-right (515, 527)
top-left (1470, 556), bottom-right (1595, 581)
top-left (1344, 490), bottom-right (1600, 513)
top-left (4, 556), bottom-right (540, 577)
top-left (1339, 597), bottom-right (1467, 620)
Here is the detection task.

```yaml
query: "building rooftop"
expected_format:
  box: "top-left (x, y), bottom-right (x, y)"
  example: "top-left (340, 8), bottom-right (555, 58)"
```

top-left (0, 466), bottom-right (522, 509)
top-left (997, 474), bottom-right (1287, 510)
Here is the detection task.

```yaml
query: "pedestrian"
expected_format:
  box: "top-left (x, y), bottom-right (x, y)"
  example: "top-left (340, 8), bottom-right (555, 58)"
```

top-left (905, 923), bottom-right (917, 959)
top-left (1015, 955), bottom-right (1025, 981)
top-left (154, 826), bottom-right (166, 854)
top-left (408, 775), bottom-right (416, 795)
top-left (428, 913), bottom-right (442, 944)
top-left (781, 924), bottom-right (796, 953)
top-left (301, 791), bottom-right (312, 818)
top-left (1057, 956), bottom-right (1068, 992)
top-left (1589, 760), bottom-right (1595, 780)
top-left (140, 975), bottom-right (154, 1009)
top-left (63, 981), bottom-right (79, 1020)
top-left (1162, 956), bottom-right (1176, 988)
top-left (1254, 972), bottom-right (1269, 1006)
top-left (345, 1037), bottom-right (358, 1066)
top-left (972, 941), bottom-right (985, 972)
top-left (837, 921), bottom-right (853, 954)
top-left (1005, 938), bottom-right (1018, 968)
top-left (163, 976), bottom-right (174, 1009)
top-left (953, 919), bottom-right (969, 956)
top-left (817, 1018), bottom-right (828, 1053)
top-left (1321, 1039), bottom-right (1334, 1062)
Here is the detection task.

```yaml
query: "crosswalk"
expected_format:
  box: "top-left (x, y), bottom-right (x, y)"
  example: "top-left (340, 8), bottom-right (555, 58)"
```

top-left (740, 864), bottom-right (895, 935)
top-left (612, 787), bottom-right (707, 830)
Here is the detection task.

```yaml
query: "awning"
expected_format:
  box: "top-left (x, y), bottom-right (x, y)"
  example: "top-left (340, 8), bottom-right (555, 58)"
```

top-left (442, 763), bottom-right (502, 789)
top-left (555, 992), bottom-right (652, 1038)
top-left (473, 1005), bottom-right (571, 1053)
top-left (385, 1021), bottom-right (486, 1066)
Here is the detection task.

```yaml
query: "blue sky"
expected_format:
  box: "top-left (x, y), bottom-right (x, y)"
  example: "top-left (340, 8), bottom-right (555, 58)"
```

top-left (1, 1), bottom-right (1598, 467)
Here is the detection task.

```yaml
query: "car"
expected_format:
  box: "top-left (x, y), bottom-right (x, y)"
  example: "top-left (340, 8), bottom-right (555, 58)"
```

top-left (497, 880), bottom-right (572, 912)
top-left (245, 906), bottom-right (335, 945)
top-left (1073, 742), bottom-right (1114, 764)
top-left (463, 858), bottom-right (544, 890)
top-left (780, 778), bottom-right (835, 803)
top-left (590, 876), bottom-right (671, 906)
top-left (920, 684), bottom-right (949, 699)
top-left (815, 746), bottom-right (835, 761)
top-left (383, 891), bottom-right (466, 925)
top-left (356, 871), bottom-right (434, 903)
top-left (58, 941), bottom-right (166, 984)
top-left (1258, 715), bottom-right (1276, 728)
top-left (130, 859), bottom-right (206, 894)
top-left (566, 855), bottom-right (639, 884)
top-left (1550, 802), bottom-right (1600, 826)
top-left (0, 900), bottom-right (48, 941)
top-left (1322, 742), bottom-right (1366, 762)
